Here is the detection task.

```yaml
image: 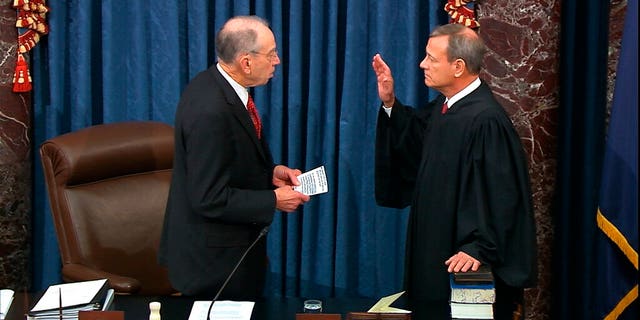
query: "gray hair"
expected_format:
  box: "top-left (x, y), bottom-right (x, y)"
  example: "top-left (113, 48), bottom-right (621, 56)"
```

top-left (430, 24), bottom-right (487, 74)
top-left (215, 16), bottom-right (270, 63)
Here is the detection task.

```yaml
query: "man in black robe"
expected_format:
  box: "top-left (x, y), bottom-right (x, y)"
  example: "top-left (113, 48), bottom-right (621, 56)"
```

top-left (371, 24), bottom-right (537, 319)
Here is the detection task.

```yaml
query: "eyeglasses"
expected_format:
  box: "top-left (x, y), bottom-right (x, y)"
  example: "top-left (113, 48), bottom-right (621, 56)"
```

top-left (250, 49), bottom-right (279, 62)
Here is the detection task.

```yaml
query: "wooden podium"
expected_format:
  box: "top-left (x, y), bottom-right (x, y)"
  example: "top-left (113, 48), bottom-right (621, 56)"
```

top-left (295, 313), bottom-right (411, 320)
top-left (78, 311), bottom-right (125, 320)
top-left (347, 312), bottom-right (411, 320)
top-left (296, 314), bottom-right (342, 320)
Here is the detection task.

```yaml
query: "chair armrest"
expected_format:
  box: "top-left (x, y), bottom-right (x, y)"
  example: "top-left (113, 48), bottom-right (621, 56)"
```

top-left (61, 263), bottom-right (142, 294)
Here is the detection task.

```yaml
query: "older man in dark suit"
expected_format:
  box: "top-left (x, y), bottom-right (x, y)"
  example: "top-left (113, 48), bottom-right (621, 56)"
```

top-left (159, 15), bottom-right (309, 300)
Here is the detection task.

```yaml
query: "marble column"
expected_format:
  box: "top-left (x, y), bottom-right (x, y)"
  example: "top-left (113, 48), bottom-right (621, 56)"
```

top-left (476, 0), bottom-right (626, 319)
top-left (0, 0), bottom-right (32, 291)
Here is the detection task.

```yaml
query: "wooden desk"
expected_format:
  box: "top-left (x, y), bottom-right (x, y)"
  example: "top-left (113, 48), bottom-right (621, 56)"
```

top-left (4, 293), bottom-right (451, 319)
top-left (112, 296), bottom-right (381, 320)
top-left (4, 293), bottom-right (376, 320)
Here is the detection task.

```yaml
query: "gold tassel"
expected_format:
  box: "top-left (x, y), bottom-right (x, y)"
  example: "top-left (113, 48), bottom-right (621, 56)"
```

top-left (444, 0), bottom-right (480, 29)
top-left (12, 53), bottom-right (32, 93)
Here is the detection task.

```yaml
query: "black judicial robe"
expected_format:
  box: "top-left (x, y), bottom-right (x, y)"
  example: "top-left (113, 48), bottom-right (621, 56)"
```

top-left (375, 81), bottom-right (537, 302)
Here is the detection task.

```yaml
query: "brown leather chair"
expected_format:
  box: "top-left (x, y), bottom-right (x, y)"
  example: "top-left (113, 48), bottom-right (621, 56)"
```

top-left (39, 121), bottom-right (176, 295)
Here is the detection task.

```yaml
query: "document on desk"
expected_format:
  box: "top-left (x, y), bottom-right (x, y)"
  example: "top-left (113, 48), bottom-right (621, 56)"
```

top-left (293, 165), bottom-right (328, 196)
top-left (1, 289), bottom-right (15, 320)
top-left (29, 279), bottom-right (108, 313)
top-left (367, 291), bottom-right (410, 313)
top-left (188, 301), bottom-right (254, 320)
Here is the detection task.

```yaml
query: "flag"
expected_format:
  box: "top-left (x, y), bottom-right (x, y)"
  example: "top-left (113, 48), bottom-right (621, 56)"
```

top-left (595, 0), bottom-right (638, 319)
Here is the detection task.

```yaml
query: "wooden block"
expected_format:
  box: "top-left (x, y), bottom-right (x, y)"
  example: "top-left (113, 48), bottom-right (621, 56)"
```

top-left (78, 310), bottom-right (125, 320)
top-left (296, 313), bottom-right (342, 320)
top-left (346, 312), bottom-right (411, 320)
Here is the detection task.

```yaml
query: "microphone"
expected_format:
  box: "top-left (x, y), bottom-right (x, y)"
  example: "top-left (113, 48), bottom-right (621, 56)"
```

top-left (205, 226), bottom-right (270, 320)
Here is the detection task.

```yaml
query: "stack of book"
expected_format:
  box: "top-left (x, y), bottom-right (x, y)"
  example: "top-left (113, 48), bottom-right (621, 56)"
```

top-left (449, 266), bottom-right (495, 320)
top-left (27, 279), bottom-right (114, 320)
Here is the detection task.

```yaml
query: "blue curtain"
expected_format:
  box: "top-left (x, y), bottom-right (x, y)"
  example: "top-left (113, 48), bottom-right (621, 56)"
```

top-left (31, 0), bottom-right (445, 298)
top-left (552, 0), bottom-right (613, 318)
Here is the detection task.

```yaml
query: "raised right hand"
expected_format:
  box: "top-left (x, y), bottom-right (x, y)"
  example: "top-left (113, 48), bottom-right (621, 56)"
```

top-left (372, 53), bottom-right (395, 107)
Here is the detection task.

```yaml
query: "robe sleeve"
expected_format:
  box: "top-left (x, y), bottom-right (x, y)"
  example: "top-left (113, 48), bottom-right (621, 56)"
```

top-left (456, 109), bottom-right (538, 288)
top-left (374, 99), bottom-right (432, 208)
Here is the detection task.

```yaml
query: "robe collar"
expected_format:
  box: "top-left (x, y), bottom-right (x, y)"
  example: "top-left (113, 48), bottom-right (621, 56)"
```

top-left (445, 77), bottom-right (481, 109)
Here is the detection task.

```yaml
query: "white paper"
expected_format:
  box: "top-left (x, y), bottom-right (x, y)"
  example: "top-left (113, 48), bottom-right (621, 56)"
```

top-left (30, 279), bottom-right (107, 313)
top-left (367, 291), bottom-right (411, 313)
top-left (188, 301), bottom-right (254, 320)
top-left (0, 289), bottom-right (14, 319)
top-left (101, 289), bottom-right (115, 311)
top-left (293, 165), bottom-right (328, 196)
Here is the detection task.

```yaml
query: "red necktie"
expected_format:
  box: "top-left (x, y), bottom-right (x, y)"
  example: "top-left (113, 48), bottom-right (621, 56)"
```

top-left (247, 95), bottom-right (262, 139)
top-left (441, 102), bottom-right (448, 114)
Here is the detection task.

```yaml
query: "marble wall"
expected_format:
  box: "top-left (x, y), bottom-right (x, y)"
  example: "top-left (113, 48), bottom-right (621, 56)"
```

top-left (0, 0), bottom-right (32, 291)
top-left (0, 1), bottom-right (627, 319)
top-left (477, 1), bottom-right (561, 318)
top-left (478, 0), bottom-right (626, 319)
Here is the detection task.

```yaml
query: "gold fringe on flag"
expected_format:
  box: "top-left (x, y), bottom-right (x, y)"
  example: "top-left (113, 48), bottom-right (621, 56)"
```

top-left (597, 208), bottom-right (639, 319)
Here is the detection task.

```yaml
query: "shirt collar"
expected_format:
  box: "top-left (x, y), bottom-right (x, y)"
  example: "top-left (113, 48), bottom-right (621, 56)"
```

top-left (217, 63), bottom-right (250, 107)
top-left (444, 77), bottom-right (481, 108)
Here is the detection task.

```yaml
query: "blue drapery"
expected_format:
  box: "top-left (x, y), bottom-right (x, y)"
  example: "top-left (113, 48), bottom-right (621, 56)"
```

top-left (553, 0), bottom-right (628, 318)
top-left (31, 1), bottom-right (445, 298)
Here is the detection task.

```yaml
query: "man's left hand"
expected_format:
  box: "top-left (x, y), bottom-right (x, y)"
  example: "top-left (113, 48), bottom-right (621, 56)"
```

top-left (272, 165), bottom-right (302, 187)
top-left (445, 251), bottom-right (481, 273)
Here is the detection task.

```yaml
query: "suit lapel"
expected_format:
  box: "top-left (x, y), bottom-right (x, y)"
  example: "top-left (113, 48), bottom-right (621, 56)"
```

top-left (210, 67), bottom-right (268, 162)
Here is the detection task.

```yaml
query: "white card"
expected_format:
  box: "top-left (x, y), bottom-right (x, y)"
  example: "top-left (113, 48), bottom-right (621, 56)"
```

top-left (293, 166), bottom-right (328, 196)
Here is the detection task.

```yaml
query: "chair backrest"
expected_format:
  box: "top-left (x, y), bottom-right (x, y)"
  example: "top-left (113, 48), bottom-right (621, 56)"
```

top-left (39, 121), bottom-right (176, 295)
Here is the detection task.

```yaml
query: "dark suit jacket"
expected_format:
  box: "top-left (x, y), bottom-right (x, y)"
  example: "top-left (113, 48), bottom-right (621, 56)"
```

top-left (159, 65), bottom-right (277, 299)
